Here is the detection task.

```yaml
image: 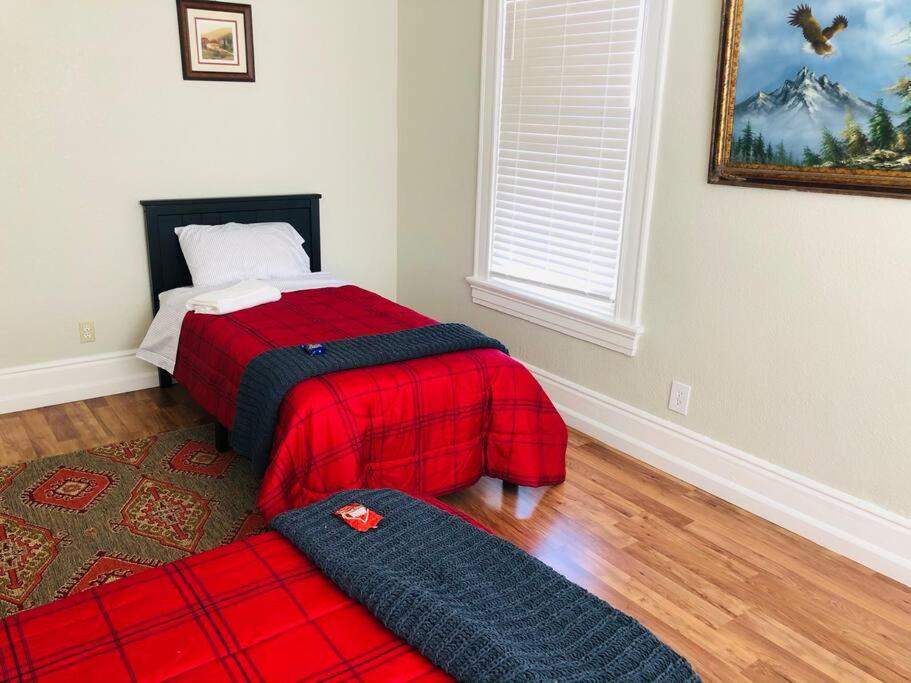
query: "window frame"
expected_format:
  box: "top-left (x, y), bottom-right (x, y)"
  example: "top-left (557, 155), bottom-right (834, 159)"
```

top-left (469, 0), bottom-right (672, 356)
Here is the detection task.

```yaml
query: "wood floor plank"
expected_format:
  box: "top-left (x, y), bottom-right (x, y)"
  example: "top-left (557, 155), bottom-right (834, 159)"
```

top-left (84, 396), bottom-right (132, 439)
top-left (0, 415), bottom-right (36, 464)
top-left (0, 390), bottom-right (908, 682)
top-left (567, 456), bottom-right (695, 527)
top-left (742, 574), bottom-right (911, 681)
top-left (622, 540), bottom-right (753, 620)
top-left (61, 401), bottom-right (110, 444)
top-left (683, 496), bottom-right (890, 592)
top-left (734, 611), bottom-right (884, 683)
top-left (600, 548), bottom-right (740, 630)
top-left (688, 521), bottom-right (911, 635)
top-left (15, 411), bottom-right (56, 458)
top-left (742, 659), bottom-right (812, 683)
top-left (617, 514), bottom-right (763, 584)
top-left (718, 620), bottom-right (836, 683)
top-left (40, 404), bottom-right (80, 443)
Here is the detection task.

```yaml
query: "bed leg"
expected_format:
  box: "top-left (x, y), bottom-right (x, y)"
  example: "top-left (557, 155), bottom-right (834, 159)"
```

top-left (215, 424), bottom-right (231, 452)
top-left (158, 369), bottom-right (173, 388)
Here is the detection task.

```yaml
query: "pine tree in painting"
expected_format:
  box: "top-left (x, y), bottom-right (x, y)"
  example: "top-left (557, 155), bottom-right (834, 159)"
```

top-left (820, 128), bottom-right (845, 163)
top-left (888, 77), bottom-right (911, 151)
top-left (868, 99), bottom-right (897, 151)
top-left (803, 147), bottom-right (823, 166)
top-left (842, 112), bottom-right (869, 158)
top-left (775, 142), bottom-right (788, 165)
top-left (753, 132), bottom-right (766, 163)
top-left (887, 24), bottom-right (911, 149)
top-left (731, 122), bottom-right (796, 165)
top-left (740, 122), bottom-right (755, 162)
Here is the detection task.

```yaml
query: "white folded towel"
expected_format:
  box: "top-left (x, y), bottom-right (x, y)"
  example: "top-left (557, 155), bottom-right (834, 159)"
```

top-left (186, 280), bottom-right (281, 315)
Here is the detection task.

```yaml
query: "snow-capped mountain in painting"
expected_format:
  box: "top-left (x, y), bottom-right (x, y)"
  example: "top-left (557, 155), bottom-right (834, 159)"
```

top-left (733, 67), bottom-right (879, 160)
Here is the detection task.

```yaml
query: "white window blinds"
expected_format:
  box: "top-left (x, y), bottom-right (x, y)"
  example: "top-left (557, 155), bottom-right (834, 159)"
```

top-left (489, 0), bottom-right (644, 316)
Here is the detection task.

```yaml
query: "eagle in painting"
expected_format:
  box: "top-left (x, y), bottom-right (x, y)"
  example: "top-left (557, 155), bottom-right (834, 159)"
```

top-left (788, 5), bottom-right (848, 56)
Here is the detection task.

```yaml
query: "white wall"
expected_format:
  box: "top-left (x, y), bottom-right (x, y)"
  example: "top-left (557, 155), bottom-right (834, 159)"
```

top-left (0, 0), bottom-right (398, 368)
top-left (397, 0), bottom-right (911, 518)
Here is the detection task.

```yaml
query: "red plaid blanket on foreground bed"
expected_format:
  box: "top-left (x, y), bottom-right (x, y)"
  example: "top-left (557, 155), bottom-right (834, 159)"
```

top-left (0, 498), bottom-right (480, 682)
top-left (174, 286), bottom-right (567, 519)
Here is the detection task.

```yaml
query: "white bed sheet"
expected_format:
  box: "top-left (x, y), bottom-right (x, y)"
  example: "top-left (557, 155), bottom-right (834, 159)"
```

top-left (136, 273), bottom-right (348, 374)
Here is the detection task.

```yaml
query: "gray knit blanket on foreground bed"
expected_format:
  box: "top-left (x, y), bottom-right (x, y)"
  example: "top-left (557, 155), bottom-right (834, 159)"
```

top-left (231, 323), bottom-right (508, 474)
top-left (272, 489), bottom-right (700, 683)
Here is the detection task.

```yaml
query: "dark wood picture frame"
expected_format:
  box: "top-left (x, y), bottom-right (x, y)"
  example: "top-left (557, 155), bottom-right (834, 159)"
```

top-left (709, 0), bottom-right (911, 200)
top-left (176, 0), bottom-right (255, 82)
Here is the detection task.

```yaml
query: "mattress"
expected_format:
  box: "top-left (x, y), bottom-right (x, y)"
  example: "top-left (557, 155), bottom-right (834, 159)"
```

top-left (0, 503), bottom-right (479, 682)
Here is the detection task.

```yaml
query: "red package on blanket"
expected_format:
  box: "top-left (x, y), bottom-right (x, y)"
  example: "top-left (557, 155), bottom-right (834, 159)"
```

top-left (336, 502), bottom-right (383, 531)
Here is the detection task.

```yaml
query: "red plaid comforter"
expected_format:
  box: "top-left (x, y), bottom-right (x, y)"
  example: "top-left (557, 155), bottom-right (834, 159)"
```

top-left (0, 498), bottom-right (482, 682)
top-left (173, 286), bottom-right (567, 519)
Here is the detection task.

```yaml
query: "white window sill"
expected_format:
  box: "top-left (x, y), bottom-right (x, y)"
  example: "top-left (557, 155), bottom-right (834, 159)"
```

top-left (466, 276), bottom-right (642, 356)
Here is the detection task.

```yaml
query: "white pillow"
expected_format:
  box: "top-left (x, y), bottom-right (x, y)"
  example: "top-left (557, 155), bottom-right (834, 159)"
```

top-left (175, 222), bottom-right (311, 287)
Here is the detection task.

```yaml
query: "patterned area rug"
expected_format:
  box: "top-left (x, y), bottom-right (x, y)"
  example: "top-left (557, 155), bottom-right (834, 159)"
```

top-left (0, 424), bottom-right (263, 616)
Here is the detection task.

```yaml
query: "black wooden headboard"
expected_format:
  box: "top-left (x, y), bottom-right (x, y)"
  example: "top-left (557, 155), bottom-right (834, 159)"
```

top-left (140, 194), bottom-right (321, 314)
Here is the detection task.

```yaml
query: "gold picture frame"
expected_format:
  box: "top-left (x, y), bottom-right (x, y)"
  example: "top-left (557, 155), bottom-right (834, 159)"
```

top-left (710, 0), bottom-right (911, 199)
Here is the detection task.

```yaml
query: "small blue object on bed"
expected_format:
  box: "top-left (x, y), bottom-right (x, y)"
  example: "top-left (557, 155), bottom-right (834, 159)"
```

top-left (272, 489), bottom-right (701, 683)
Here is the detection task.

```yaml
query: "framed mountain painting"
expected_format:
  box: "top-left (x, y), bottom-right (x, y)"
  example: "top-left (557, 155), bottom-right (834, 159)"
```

top-left (710, 1), bottom-right (911, 198)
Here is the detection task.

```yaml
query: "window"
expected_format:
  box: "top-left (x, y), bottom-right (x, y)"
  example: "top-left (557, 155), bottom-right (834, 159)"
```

top-left (470, 0), bottom-right (670, 355)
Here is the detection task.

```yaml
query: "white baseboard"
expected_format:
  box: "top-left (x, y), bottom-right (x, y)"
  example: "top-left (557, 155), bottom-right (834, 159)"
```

top-left (0, 350), bottom-right (159, 415)
top-left (525, 362), bottom-right (911, 586)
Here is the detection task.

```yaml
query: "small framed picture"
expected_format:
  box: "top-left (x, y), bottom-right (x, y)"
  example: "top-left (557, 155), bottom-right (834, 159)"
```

top-left (176, 0), bottom-right (255, 82)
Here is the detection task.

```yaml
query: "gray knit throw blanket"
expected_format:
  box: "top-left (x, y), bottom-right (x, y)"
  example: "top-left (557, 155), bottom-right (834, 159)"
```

top-left (231, 323), bottom-right (508, 474)
top-left (272, 489), bottom-right (701, 683)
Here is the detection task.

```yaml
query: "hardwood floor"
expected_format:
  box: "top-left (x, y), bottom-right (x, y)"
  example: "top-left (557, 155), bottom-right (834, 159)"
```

top-left (0, 387), bottom-right (210, 464)
top-left (2, 387), bottom-right (909, 682)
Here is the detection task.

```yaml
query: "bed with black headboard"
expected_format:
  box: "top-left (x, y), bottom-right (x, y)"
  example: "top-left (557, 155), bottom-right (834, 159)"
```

top-left (140, 193), bottom-right (321, 388)
top-left (138, 192), bottom-right (565, 517)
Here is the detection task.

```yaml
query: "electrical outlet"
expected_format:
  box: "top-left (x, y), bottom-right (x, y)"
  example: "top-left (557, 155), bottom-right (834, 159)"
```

top-left (79, 321), bottom-right (96, 343)
top-left (668, 380), bottom-right (691, 416)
